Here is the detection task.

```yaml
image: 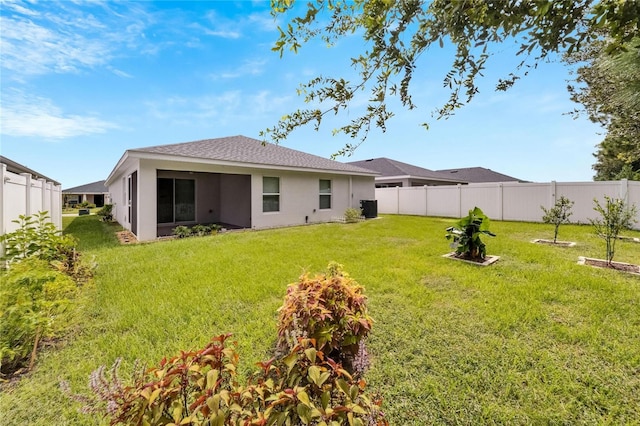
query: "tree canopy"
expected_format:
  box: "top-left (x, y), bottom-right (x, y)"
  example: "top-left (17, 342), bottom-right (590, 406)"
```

top-left (262, 0), bottom-right (640, 158)
top-left (567, 37), bottom-right (640, 180)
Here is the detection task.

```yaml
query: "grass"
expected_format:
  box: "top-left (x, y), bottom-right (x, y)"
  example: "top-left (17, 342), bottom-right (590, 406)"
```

top-left (2, 215), bottom-right (640, 425)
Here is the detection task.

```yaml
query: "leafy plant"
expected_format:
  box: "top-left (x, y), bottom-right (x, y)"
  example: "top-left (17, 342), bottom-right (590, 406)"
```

top-left (191, 224), bottom-right (211, 237)
top-left (344, 207), bottom-right (364, 223)
top-left (1, 212), bottom-right (67, 264)
top-left (541, 196), bottom-right (575, 243)
top-left (65, 335), bottom-right (388, 426)
top-left (96, 204), bottom-right (114, 222)
top-left (276, 262), bottom-right (373, 376)
top-left (171, 225), bottom-right (192, 238)
top-left (1, 259), bottom-right (77, 376)
top-left (590, 196), bottom-right (638, 265)
top-left (445, 207), bottom-right (496, 260)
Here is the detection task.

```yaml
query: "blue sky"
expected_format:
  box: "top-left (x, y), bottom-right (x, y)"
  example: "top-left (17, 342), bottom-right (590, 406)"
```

top-left (1, 1), bottom-right (603, 189)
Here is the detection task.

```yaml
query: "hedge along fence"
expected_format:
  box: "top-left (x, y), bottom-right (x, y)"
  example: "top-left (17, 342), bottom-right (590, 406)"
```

top-left (376, 179), bottom-right (640, 230)
top-left (1, 163), bottom-right (62, 237)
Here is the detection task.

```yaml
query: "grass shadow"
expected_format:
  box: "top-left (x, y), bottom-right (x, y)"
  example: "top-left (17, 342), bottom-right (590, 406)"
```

top-left (63, 215), bottom-right (122, 252)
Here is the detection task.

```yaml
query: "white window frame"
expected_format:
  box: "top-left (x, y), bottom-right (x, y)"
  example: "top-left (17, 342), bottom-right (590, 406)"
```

top-left (262, 176), bottom-right (280, 213)
top-left (319, 179), bottom-right (332, 210)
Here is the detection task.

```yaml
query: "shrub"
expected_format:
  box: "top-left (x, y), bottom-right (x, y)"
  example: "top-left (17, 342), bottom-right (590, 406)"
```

top-left (65, 335), bottom-right (388, 426)
top-left (1, 259), bottom-right (77, 376)
top-left (191, 224), bottom-right (211, 237)
top-left (541, 196), bottom-right (574, 243)
top-left (1, 212), bottom-right (76, 264)
top-left (96, 204), bottom-right (114, 221)
top-left (344, 207), bottom-right (364, 223)
top-left (172, 225), bottom-right (192, 238)
top-left (0, 211), bottom-right (91, 281)
top-left (276, 262), bottom-right (373, 376)
top-left (1, 212), bottom-right (61, 263)
top-left (590, 196), bottom-right (638, 265)
top-left (446, 206), bottom-right (496, 260)
top-left (65, 264), bottom-right (386, 425)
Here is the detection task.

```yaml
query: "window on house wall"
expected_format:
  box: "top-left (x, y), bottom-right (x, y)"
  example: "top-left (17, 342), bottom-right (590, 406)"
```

top-left (157, 178), bottom-right (195, 223)
top-left (263, 176), bottom-right (280, 212)
top-left (319, 179), bottom-right (332, 209)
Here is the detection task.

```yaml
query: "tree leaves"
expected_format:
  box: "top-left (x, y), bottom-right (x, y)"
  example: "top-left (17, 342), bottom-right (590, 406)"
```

top-left (265, 0), bottom-right (640, 158)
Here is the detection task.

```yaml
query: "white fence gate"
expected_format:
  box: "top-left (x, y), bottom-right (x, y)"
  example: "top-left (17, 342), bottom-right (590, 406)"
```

top-left (1, 163), bottom-right (62, 236)
top-left (375, 180), bottom-right (640, 230)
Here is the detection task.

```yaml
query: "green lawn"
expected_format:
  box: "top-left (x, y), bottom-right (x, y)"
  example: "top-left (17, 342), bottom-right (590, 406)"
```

top-left (2, 215), bottom-right (640, 425)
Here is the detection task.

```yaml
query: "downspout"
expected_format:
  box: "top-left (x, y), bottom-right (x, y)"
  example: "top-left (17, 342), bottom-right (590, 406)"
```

top-left (349, 176), bottom-right (353, 208)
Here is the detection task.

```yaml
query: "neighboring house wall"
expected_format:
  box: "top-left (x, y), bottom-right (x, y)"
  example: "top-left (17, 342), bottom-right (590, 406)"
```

top-left (1, 164), bottom-right (62, 236)
top-left (376, 180), bottom-right (640, 229)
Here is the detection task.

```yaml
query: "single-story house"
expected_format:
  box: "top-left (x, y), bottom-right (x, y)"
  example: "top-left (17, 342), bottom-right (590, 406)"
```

top-left (348, 158), bottom-right (526, 186)
top-left (63, 180), bottom-right (110, 207)
top-left (435, 167), bottom-right (525, 183)
top-left (347, 157), bottom-right (465, 187)
top-left (105, 135), bottom-right (378, 242)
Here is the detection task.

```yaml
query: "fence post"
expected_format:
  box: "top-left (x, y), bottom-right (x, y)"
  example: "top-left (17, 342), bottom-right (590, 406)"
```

top-left (21, 173), bottom-right (32, 216)
top-left (396, 186), bottom-right (400, 214)
top-left (38, 178), bottom-right (46, 214)
top-left (549, 180), bottom-right (557, 209)
top-left (457, 184), bottom-right (462, 217)
top-left (424, 185), bottom-right (428, 216)
top-left (498, 183), bottom-right (504, 220)
top-left (619, 179), bottom-right (629, 202)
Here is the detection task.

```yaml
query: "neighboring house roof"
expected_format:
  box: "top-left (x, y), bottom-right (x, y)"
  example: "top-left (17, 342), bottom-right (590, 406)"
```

top-left (347, 157), bottom-right (464, 183)
top-left (0, 155), bottom-right (61, 185)
top-left (436, 167), bottom-right (525, 183)
top-left (107, 135), bottom-right (378, 184)
top-left (63, 180), bottom-right (108, 194)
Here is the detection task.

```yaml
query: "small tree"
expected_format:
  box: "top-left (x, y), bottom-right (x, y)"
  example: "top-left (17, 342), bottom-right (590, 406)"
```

top-left (446, 207), bottom-right (496, 260)
top-left (590, 196), bottom-right (638, 265)
top-left (541, 196), bottom-right (575, 243)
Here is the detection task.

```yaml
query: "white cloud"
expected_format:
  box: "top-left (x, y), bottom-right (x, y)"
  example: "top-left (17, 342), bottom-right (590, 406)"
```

top-left (0, 1), bottom-right (152, 78)
top-left (0, 89), bottom-right (116, 139)
top-left (212, 59), bottom-right (267, 79)
top-left (109, 67), bottom-right (133, 78)
top-left (145, 90), bottom-right (291, 126)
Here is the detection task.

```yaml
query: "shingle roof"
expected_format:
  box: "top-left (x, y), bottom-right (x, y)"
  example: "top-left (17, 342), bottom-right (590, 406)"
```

top-left (347, 157), bottom-right (462, 182)
top-left (63, 180), bottom-right (108, 193)
top-left (435, 167), bottom-right (524, 183)
top-left (131, 135), bottom-right (377, 175)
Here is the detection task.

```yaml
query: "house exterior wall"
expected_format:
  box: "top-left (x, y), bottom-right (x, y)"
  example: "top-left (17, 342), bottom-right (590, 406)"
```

top-left (107, 157), bottom-right (140, 235)
top-left (375, 180), bottom-right (640, 229)
top-left (107, 156), bottom-right (375, 241)
top-left (219, 174), bottom-right (251, 227)
top-left (250, 171), bottom-right (374, 230)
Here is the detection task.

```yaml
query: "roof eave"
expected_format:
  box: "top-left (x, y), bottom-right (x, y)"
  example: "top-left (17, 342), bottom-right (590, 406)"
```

top-left (126, 150), bottom-right (379, 177)
top-left (375, 174), bottom-right (465, 184)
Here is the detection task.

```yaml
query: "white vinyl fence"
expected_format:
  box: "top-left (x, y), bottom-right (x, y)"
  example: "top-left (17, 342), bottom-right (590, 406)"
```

top-left (1, 163), bottom-right (62, 236)
top-left (376, 180), bottom-right (640, 230)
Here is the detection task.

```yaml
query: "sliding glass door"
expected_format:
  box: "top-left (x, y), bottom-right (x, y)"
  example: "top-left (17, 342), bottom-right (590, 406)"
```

top-left (157, 178), bottom-right (195, 224)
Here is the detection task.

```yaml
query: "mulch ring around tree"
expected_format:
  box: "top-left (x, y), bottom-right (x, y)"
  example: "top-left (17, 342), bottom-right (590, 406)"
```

top-left (617, 236), bottom-right (640, 243)
top-left (531, 239), bottom-right (576, 247)
top-left (116, 230), bottom-right (137, 244)
top-left (578, 256), bottom-right (640, 276)
top-left (442, 252), bottom-right (500, 266)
